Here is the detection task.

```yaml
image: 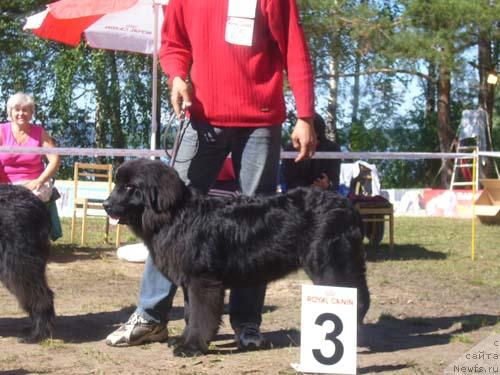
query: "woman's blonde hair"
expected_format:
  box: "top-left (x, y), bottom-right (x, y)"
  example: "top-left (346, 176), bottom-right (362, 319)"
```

top-left (6, 92), bottom-right (35, 121)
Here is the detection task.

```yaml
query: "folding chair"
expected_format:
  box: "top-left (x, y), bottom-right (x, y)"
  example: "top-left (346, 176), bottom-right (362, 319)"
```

top-left (349, 163), bottom-right (394, 250)
top-left (70, 162), bottom-right (121, 247)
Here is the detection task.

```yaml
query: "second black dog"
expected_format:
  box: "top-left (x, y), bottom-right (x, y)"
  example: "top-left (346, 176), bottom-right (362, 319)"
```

top-left (0, 184), bottom-right (55, 342)
top-left (104, 159), bottom-right (369, 356)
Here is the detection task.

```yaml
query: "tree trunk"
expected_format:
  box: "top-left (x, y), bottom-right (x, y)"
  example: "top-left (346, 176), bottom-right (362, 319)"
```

top-left (437, 66), bottom-right (455, 188)
top-left (424, 62), bottom-right (438, 183)
top-left (108, 52), bottom-right (125, 165)
top-left (478, 32), bottom-right (495, 177)
top-left (326, 57), bottom-right (340, 143)
top-left (425, 62), bottom-right (436, 118)
top-left (351, 53), bottom-right (361, 124)
top-left (351, 0), bottom-right (365, 126)
top-left (93, 53), bottom-right (108, 165)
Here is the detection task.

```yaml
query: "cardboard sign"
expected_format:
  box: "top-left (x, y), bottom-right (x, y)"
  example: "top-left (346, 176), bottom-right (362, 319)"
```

top-left (292, 285), bottom-right (357, 374)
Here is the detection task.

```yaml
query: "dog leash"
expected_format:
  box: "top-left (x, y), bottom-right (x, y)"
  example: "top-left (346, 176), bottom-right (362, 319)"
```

top-left (164, 110), bottom-right (189, 168)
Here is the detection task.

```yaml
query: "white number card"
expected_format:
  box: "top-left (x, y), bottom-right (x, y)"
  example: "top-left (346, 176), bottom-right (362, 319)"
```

top-left (225, 17), bottom-right (254, 46)
top-left (225, 0), bottom-right (257, 46)
top-left (227, 0), bottom-right (257, 18)
top-left (292, 285), bottom-right (357, 374)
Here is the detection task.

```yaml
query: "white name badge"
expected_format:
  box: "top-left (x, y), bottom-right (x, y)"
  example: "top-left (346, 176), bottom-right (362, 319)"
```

top-left (225, 17), bottom-right (254, 46)
top-left (228, 0), bottom-right (257, 18)
top-left (292, 285), bottom-right (357, 374)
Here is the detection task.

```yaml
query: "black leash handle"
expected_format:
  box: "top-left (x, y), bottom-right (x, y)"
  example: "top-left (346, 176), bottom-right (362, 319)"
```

top-left (168, 110), bottom-right (187, 167)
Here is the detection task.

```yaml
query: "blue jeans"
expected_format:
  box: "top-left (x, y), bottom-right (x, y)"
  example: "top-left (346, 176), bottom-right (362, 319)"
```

top-left (136, 119), bottom-right (281, 329)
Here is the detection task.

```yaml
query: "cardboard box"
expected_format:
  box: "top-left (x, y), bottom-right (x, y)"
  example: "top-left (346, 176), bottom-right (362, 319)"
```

top-left (475, 179), bottom-right (500, 224)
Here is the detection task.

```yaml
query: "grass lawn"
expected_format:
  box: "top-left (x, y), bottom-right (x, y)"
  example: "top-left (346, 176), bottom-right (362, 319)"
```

top-left (56, 215), bottom-right (500, 295)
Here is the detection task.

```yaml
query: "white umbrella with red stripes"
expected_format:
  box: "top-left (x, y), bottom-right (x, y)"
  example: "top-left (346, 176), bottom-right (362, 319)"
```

top-left (24, 0), bottom-right (169, 150)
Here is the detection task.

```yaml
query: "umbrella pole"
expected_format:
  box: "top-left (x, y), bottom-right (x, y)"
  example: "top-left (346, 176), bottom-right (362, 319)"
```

top-left (150, 2), bottom-right (160, 152)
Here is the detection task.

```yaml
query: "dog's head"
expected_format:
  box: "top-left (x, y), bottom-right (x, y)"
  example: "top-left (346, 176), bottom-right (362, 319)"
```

top-left (103, 158), bottom-right (189, 238)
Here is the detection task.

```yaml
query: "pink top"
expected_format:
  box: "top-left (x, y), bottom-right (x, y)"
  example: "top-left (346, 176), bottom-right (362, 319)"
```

top-left (0, 122), bottom-right (45, 183)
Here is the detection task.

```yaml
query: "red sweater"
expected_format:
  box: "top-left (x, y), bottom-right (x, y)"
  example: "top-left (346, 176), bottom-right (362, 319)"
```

top-left (160, 0), bottom-right (314, 127)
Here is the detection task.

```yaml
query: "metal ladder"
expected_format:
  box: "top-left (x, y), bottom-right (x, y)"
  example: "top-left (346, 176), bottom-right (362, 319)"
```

top-left (450, 143), bottom-right (479, 190)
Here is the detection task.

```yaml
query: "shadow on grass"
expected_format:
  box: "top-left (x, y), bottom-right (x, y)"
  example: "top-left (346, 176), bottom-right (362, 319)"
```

top-left (359, 313), bottom-right (499, 354)
top-left (358, 364), bottom-right (410, 374)
top-left (0, 304), bottom-right (281, 345)
top-left (48, 243), bottom-right (117, 263)
top-left (206, 328), bottom-right (301, 355)
top-left (0, 306), bottom-right (180, 343)
top-left (366, 243), bottom-right (447, 262)
top-left (0, 307), bottom-right (128, 343)
top-left (196, 313), bottom-right (498, 357)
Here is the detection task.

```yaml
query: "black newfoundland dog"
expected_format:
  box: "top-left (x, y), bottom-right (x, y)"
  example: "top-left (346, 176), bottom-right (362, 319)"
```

top-left (0, 184), bottom-right (55, 342)
top-left (104, 158), bottom-right (369, 356)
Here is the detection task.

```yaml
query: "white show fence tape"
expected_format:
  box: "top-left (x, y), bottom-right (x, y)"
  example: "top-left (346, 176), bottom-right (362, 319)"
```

top-left (281, 151), bottom-right (496, 160)
top-left (0, 146), bottom-right (166, 158)
top-left (1, 146), bottom-right (498, 159)
top-left (476, 151), bottom-right (500, 158)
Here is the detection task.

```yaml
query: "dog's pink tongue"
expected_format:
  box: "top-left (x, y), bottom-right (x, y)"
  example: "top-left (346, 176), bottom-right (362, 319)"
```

top-left (108, 216), bottom-right (119, 225)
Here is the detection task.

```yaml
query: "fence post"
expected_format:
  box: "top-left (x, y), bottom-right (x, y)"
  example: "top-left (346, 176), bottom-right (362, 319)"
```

top-left (471, 150), bottom-right (478, 261)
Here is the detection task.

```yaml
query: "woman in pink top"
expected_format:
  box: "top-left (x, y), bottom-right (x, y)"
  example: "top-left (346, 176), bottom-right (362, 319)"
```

top-left (0, 92), bottom-right (60, 202)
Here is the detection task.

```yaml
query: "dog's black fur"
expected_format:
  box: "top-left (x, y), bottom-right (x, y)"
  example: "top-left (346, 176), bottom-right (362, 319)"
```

top-left (0, 184), bottom-right (55, 342)
top-left (104, 158), bottom-right (370, 356)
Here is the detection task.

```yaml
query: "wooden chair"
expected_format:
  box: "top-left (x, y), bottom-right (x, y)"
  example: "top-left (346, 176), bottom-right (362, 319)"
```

top-left (70, 162), bottom-right (121, 247)
top-left (351, 164), bottom-right (395, 250)
top-left (355, 202), bottom-right (394, 251)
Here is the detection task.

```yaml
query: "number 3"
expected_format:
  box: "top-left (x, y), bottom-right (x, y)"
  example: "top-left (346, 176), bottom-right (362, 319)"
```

top-left (312, 313), bottom-right (344, 365)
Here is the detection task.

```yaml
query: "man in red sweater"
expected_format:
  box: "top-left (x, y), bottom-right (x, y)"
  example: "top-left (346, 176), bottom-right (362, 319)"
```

top-left (106, 0), bottom-right (316, 350)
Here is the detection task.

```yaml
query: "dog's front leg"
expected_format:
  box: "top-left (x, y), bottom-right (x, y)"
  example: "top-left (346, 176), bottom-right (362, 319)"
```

top-left (182, 284), bottom-right (190, 325)
top-left (309, 268), bottom-right (370, 325)
top-left (168, 284), bottom-right (190, 349)
top-left (173, 279), bottom-right (224, 357)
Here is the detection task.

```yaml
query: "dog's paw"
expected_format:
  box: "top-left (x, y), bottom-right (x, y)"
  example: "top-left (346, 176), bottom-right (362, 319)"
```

top-left (167, 336), bottom-right (183, 347)
top-left (173, 344), bottom-right (205, 357)
top-left (17, 333), bottom-right (44, 344)
top-left (18, 327), bottom-right (52, 344)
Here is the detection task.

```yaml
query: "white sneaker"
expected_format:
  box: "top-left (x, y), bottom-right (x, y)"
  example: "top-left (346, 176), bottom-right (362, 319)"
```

top-left (105, 313), bottom-right (168, 347)
top-left (116, 243), bottom-right (149, 263)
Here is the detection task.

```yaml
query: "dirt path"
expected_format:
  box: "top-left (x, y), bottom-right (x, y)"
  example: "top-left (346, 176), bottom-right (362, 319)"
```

top-left (0, 240), bottom-right (498, 374)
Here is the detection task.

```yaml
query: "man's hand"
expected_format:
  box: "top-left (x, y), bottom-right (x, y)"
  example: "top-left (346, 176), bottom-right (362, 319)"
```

top-left (291, 118), bottom-right (317, 162)
top-left (171, 76), bottom-right (192, 118)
